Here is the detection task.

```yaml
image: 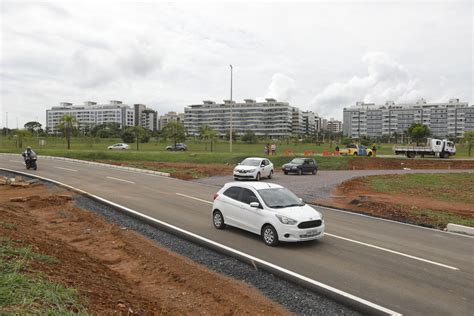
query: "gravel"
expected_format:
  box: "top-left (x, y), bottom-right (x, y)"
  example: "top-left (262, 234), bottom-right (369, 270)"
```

top-left (193, 169), bottom-right (474, 202)
top-left (0, 169), bottom-right (358, 315)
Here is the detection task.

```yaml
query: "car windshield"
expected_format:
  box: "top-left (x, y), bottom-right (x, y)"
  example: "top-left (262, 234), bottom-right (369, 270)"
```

top-left (240, 159), bottom-right (261, 166)
top-left (290, 158), bottom-right (305, 164)
top-left (258, 188), bottom-right (304, 208)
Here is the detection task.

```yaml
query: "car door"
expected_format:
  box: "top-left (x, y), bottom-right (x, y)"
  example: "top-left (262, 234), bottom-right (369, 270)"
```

top-left (236, 188), bottom-right (263, 233)
top-left (220, 186), bottom-right (243, 228)
top-left (302, 160), bottom-right (311, 173)
top-left (263, 159), bottom-right (272, 177)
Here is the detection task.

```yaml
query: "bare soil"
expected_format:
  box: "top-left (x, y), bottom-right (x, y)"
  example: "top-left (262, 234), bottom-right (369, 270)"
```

top-left (348, 158), bottom-right (474, 170)
top-left (0, 183), bottom-right (289, 315)
top-left (317, 177), bottom-right (474, 229)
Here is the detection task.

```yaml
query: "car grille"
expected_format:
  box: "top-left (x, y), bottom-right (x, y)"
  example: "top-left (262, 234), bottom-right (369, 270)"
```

top-left (236, 169), bottom-right (248, 173)
top-left (298, 220), bottom-right (322, 229)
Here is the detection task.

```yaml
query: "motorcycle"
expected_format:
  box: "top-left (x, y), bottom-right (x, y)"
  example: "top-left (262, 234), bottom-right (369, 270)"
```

top-left (22, 153), bottom-right (38, 170)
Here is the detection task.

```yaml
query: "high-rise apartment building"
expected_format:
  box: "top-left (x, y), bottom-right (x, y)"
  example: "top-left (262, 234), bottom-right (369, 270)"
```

top-left (159, 111), bottom-right (185, 130)
top-left (301, 111), bottom-right (321, 135)
top-left (343, 98), bottom-right (473, 138)
top-left (326, 119), bottom-right (343, 133)
top-left (46, 101), bottom-right (157, 134)
top-left (184, 98), bottom-right (303, 138)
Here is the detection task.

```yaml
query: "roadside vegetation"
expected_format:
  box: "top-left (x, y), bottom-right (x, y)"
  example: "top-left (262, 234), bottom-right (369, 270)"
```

top-left (0, 237), bottom-right (88, 314)
top-left (326, 173), bottom-right (474, 229)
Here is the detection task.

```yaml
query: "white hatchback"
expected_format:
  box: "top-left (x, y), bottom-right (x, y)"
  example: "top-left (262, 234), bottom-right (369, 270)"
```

top-left (107, 143), bottom-right (130, 150)
top-left (233, 157), bottom-right (274, 181)
top-left (212, 182), bottom-right (325, 246)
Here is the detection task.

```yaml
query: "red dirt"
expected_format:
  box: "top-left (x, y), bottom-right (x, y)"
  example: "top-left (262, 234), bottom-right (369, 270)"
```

top-left (348, 158), bottom-right (474, 170)
top-left (0, 183), bottom-right (289, 315)
top-left (317, 177), bottom-right (474, 229)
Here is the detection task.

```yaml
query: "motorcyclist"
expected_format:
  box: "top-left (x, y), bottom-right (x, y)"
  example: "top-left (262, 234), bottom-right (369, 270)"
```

top-left (22, 146), bottom-right (38, 170)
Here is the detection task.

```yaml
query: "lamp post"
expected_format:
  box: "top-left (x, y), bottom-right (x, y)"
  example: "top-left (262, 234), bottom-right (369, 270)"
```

top-left (229, 64), bottom-right (233, 153)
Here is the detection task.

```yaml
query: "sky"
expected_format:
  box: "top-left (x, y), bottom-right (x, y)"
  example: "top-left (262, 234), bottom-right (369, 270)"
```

top-left (0, 0), bottom-right (472, 128)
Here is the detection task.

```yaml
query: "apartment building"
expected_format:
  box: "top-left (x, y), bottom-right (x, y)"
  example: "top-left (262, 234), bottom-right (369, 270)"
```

top-left (301, 111), bottom-right (321, 135)
top-left (184, 98), bottom-right (298, 137)
top-left (343, 98), bottom-right (473, 138)
top-left (325, 119), bottom-right (343, 133)
top-left (158, 111), bottom-right (185, 130)
top-left (46, 101), bottom-right (157, 133)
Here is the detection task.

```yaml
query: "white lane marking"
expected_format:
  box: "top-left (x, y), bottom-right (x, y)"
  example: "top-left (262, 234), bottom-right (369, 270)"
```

top-left (106, 176), bottom-right (135, 184)
top-left (54, 166), bottom-right (78, 172)
top-left (177, 193), bottom-right (460, 271)
top-left (9, 160), bottom-right (23, 164)
top-left (325, 233), bottom-right (459, 271)
top-left (0, 168), bottom-right (400, 316)
top-left (176, 193), bottom-right (213, 204)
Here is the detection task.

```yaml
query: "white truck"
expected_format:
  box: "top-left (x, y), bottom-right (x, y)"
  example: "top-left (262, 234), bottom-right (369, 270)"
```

top-left (393, 138), bottom-right (456, 158)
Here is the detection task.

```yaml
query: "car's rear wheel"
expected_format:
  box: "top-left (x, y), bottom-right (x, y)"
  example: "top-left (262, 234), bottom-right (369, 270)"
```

top-left (297, 169), bottom-right (302, 175)
top-left (262, 225), bottom-right (279, 247)
top-left (268, 170), bottom-right (273, 179)
top-left (213, 211), bottom-right (226, 229)
top-left (312, 169), bottom-right (316, 175)
top-left (180, 148), bottom-right (185, 151)
top-left (255, 173), bottom-right (261, 181)
top-left (284, 171), bottom-right (288, 175)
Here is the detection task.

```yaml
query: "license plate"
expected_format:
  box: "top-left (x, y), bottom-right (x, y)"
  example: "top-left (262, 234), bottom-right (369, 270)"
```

top-left (300, 230), bottom-right (320, 238)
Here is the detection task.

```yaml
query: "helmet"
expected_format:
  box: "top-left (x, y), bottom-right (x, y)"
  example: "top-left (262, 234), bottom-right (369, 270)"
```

top-left (26, 146), bottom-right (32, 151)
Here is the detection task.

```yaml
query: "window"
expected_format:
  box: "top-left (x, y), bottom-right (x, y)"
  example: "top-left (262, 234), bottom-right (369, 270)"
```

top-left (436, 141), bottom-right (441, 145)
top-left (223, 187), bottom-right (241, 200)
top-left (239, 188), bottom-right (259, 205)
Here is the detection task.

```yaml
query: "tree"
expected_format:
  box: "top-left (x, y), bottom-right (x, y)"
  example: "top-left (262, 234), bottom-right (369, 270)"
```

top-left (58, 115), bottom-right (78, 150)
top-left (126, 126), bottom-right (146, 151)
top-left (203, 127), bottom-right (218, 152)
top-left (407, 123), bottom-right (431, 145)
top-left (241, 130), bottom-right (257, 144)
top-left (14, 129), bottom-right (31, 148)
top-left (464, 130), bottom-right (474, 157)
top-left (24, 121), bottom-right (42, 134)
top-left (121, 130), bottom-right (135, 143)
top-left (162, 122), bottom-right (186, 148)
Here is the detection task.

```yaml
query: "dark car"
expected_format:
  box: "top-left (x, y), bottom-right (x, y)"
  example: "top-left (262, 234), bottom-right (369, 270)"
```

top-left (166, 143), bottom-right (187, 151)
top-left (282, 158), bottom-right (318, 175)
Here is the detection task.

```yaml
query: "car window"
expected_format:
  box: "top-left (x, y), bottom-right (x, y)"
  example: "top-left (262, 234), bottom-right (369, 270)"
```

top-left (239, 188), bottom-right (259, 205)
top-left (309, 160), bottom-right (315, 166)
top-left (223, 186), bottom-right (241, 200)
top-left (258, 188), bottom-right (304, 208)
top-left (241, 159), bottom-right (260, 166)
top-left (290, 158), bottom-right (305, 164)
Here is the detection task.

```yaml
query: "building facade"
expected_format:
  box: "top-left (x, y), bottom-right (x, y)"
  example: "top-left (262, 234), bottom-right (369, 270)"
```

top-left (158, 111), bottom-right (185, 130)
top-left (325, 119), bottom-right (343, 133)
top-left (184, 98), bottom-right (321, 138)
top-left (46, 101), bottom-right (157, 134)
top-left (301, 111), bottom-right (321, 135)
top-left (343, 98), bottom-right (473, 139)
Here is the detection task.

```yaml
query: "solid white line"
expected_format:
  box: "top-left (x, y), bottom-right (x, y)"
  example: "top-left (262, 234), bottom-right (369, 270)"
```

top-left (177, 193), bottom-right (460, 271)
top-left (325, 233), bottom-right (459, 271)
top-left (106, 176), bottom-right (135, 184)
top-left (176, 193), bottom-right (213, 204)
top-left (0, 168), bottom-right (400, 316)
top-left (54, 166), bottom-right (78, 172)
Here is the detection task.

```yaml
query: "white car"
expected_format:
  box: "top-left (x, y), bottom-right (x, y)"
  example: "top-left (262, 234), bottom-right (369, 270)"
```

top-left (233, 157), bottom-right (274, 181)
top-left (212, 182), bottom-right (325, 246)
top-left (107, 143), bottom-right (130, 150)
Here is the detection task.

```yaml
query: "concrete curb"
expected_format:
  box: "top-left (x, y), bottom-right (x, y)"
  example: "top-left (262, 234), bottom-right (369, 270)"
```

top-left (0, 153), bottom-right (170, 177)
top-left (447, 223), bottom-right (474, 236)
top-left (0, 167), bottom-right (401, 316)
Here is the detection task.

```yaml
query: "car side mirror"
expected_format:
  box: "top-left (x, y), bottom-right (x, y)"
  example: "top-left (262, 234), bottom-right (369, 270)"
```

top-left (237, 163), bottom-right (241, 165)
top-left (250, 202), bottom-right (260, 208)
top-left (299, 198), bottom-right (303, 203)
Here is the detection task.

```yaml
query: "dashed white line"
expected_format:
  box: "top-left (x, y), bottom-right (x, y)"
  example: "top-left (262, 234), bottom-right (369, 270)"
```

top-left (54, 166), bottom-right (78, 172)
top-left (106, 176), bottom-right (135, 184)
top-left (176, 192), bottom-right (460, 271)
top-left (325, 233), bottom-right (459, 270)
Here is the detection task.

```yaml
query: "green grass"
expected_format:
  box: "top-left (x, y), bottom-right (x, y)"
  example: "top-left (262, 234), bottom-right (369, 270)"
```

top-left (366, 173), bottom-right (474, 204)
top-left (413, 208), bottom-right (474, 228)
top-left (0, 238), bottom-right (89, 315)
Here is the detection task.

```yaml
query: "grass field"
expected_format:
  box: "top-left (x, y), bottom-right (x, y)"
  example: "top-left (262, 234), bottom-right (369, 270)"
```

top-left (0, 237), bottom-right (88, 314)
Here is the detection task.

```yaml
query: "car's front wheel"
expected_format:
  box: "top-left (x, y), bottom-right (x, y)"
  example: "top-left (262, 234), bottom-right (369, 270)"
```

top-left (312, 169), bottom-right (317, 175)
top-left (262, 225), bottom-right (279, 246)
top-left (255, 172), bottom-right (261, 181)
top-left (213, 210), bottom-right (226, 229)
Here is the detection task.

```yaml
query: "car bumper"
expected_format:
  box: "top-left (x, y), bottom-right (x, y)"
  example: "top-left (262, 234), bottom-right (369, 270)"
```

top-left (277, 222), bottom-right (325, 242)
top-left (282, 168), bottom-right (299, 173)
top-left (233, 172), bottom-right (257, 179)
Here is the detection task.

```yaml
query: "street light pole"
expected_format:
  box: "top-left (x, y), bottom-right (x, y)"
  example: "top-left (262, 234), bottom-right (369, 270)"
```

top-left (230, 64), bottom-right (233, 153)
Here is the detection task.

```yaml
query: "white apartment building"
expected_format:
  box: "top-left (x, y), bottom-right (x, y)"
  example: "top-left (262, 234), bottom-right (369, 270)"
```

top-left (324, 118), bottom-right (343, 133)
top-left (301, 111), bottom-right (321, 135)
top-left (343, 98), bottom-right (473, 139)
top-left (185, 98), bottom-right (297, 137)
top-left (46, 101), bottom-right (157, 134)
top-left (158, 111), bottom-right (185, 130)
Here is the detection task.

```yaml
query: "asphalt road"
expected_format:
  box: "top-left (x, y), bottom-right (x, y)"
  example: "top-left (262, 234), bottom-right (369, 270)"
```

top-left (195, 169), bottom-right (474, 201)
top-left (1, 155), bottom-right (473, 315)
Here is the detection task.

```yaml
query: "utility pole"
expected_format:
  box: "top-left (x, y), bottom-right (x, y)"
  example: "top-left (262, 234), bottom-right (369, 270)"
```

top-left (229, 64), bottom-right (233, 153)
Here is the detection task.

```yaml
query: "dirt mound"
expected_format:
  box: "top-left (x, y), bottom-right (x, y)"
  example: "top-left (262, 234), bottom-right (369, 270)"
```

top-left (349, 158), bottom-right (474, 170)
top-left (0, 184), bottom-right (288, 314)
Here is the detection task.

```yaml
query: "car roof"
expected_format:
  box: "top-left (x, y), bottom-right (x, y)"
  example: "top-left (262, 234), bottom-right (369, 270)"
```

top-left (223, 181), bottom-right (283, 190)
top-left (242, 157), bottom-right (266, 160)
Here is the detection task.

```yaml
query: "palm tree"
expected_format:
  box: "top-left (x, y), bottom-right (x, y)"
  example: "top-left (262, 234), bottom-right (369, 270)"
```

top-left (127, 125), bottom-right (146, 151)
top-left (14, 129), bottom-right (31, 149)
top-left (59, 115), bottom-right (78, 150)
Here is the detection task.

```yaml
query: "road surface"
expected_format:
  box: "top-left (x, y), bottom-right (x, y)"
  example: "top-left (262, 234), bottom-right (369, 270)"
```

top-left (1, 155), bottom-right (473, 315)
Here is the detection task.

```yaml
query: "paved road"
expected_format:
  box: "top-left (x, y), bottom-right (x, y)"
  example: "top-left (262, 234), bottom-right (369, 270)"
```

top-left (1, 155), bottom-right (473, 315)
top-left (195, 169), bottom-right (474, 201)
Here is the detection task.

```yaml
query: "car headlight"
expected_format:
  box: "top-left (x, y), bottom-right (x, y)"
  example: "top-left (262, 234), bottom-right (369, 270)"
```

top-left (275, 215), bottom-right (297, 225)
top-left (248, 169), bottom-right (256, 173)
top-left (291, 166), bottom-right (298, 169)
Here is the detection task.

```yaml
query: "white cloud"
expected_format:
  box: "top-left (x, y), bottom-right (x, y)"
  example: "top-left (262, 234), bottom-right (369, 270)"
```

top-left (310, 52), bottom-right (423, 118)
top-left (265, 73), bottom-right (296, 102)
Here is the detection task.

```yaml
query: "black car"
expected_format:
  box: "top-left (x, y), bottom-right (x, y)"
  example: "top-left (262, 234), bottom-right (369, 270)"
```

top-left (282, 158), bottom-right (317, 175)
top-left (166, 143), bottom-right (187, 151)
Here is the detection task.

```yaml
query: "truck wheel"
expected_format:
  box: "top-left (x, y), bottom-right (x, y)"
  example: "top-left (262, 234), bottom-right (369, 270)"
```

top-left (368, 152), bottom-right (372, 157)
top-left (407, 152), bottom-right (415, 158)
top-left (353, 152), bottom-right (358, 156)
